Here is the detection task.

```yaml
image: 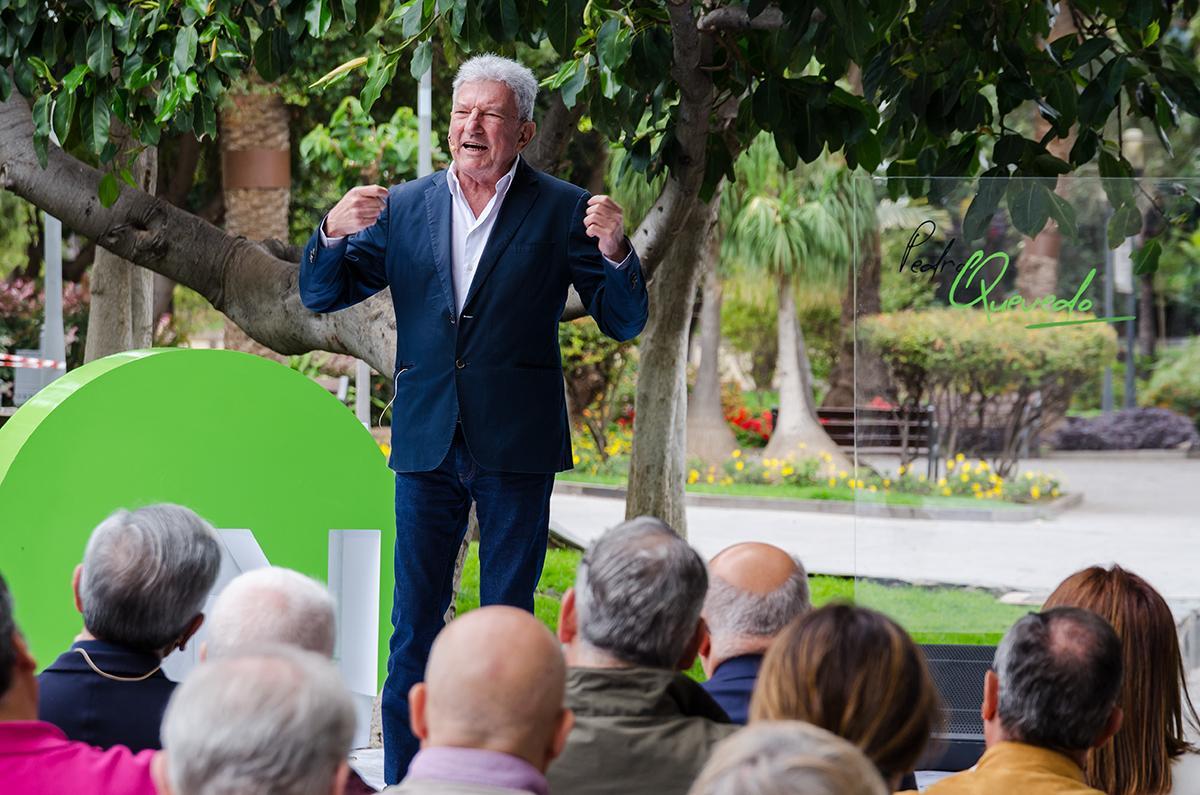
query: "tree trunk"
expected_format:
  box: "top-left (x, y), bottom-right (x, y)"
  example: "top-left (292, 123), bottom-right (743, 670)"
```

top-left (686, 229), bottom-right (737, 465)
top-left (83, 139), bottom-right (158, 362)
top-left (823, 225), bottom-right (889, 407)
top-left (763, 273), bottom-right (850, 467)
top-left (220, 85), bottom-right (292, 361)
top-left (1138, 273), bottom-right (1155, 358)
top-left (626, 198), bottom-right (719, 535)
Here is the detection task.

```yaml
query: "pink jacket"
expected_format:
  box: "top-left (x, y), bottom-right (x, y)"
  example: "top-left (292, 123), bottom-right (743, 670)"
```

top-left (0, 721), bottom-right (158, 795)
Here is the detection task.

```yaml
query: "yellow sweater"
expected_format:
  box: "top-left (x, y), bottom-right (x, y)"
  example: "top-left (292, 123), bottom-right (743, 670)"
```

top-left (916, 742), bottom-right (1104, 795)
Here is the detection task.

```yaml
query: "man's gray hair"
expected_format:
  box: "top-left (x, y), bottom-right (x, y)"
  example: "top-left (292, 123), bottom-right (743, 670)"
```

top-left (704, 557), bottom-right (809, 658)
top-left (162, 645), bottom-right (356, 795)
top-left (79, 504), bottom-right (221, 652)
top-left (206, 568), bottom-right (337, 659)
top-left (453, 54), bottom-right (538, 121)
top-left (689, 721), bottom-right (887, 795)
top-left (575, 516), bottom-right (707, 668)
top-left (993, 607), bottom-right (1123, 752)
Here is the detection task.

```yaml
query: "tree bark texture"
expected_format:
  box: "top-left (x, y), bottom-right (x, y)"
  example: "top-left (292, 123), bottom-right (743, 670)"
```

top-left (83, 138), bottom-right (158, 363)
top-left (764, 273), bottom-right (850, 467)
top-left (626, 198), bottom-right (719, 535)
top-left (686, 229), bottom-right (738, 465)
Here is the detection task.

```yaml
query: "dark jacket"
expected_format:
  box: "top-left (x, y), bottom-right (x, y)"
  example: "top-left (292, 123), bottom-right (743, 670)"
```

top-left (300, 158), bottom-right (649, 474)
top-left (546, 667), bottom-right (737, 795)
top-left (37, 639), bottom-right (175, 752)
top-left (700, 654), bottom-right (763, 725)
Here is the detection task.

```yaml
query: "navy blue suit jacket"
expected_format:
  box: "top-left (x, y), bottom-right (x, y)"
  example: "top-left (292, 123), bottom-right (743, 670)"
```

top-left (300, 159), bottom-right (648, 474)
top-left (700, 654), bottom-right (763, 725)
top-left (37, 640), bottom-right (175, 752)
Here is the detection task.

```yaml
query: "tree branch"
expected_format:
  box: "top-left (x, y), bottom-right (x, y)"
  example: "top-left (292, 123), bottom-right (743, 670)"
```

top-left (523, 92), bottom-right (585, 176)
top-left (0, 91), bottom-right (398, 375)
top-left (697, 5), bottom-right (784, 32)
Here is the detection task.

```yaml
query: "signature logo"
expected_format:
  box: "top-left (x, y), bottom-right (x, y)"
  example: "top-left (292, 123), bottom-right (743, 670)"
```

top-left (900, 221), bottom-right (1134, 330)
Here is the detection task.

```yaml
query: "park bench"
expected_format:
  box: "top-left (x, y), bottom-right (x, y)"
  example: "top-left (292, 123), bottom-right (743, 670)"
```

top-left (815, 404), bottom-right (940, 478)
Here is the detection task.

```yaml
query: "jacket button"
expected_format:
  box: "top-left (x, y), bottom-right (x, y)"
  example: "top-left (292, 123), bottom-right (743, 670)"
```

top-left (456, 359), bottom-right (465, 369)
top-left (450, 314), bottom-right (456, 326)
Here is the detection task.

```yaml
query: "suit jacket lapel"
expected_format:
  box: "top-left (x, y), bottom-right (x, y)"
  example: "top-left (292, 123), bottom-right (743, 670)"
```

top-left (461, 159), bottom-right (540, 313)
top-left (423, 172), bottom-right (456, 317)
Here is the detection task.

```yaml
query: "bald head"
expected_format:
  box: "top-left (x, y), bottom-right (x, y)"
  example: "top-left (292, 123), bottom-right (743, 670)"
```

top-left (414, 607), bottom-right (572, 771)
top-left (702, 544), bottom-right (809, 670)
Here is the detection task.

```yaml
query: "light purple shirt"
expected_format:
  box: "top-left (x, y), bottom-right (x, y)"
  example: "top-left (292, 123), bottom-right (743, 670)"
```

top-left (0, 720), bottom-right (158, 795)
top-left (405, 746), bottom-right (549, 795)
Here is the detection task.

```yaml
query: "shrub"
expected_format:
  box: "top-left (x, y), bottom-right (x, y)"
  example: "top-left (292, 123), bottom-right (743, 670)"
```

top-left (1050, 407), bottom-right (1199, 450)
top-left (862, 308), bottom-right (1117, 475)
top-left (0, 277), bottom-right (89, 400)
top-left (1143, 339), bottom-right (1200, 427)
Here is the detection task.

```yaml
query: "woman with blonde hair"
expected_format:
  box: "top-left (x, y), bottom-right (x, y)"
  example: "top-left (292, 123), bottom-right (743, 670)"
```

top-left (749, 603), bottom-right (941, 791)
top-left (1044, 565), bottom-right (1200, 795)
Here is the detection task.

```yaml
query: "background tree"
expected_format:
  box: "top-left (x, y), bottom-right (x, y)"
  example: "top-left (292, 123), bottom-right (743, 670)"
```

top-left (4, 0), bottom-right (1200, 532)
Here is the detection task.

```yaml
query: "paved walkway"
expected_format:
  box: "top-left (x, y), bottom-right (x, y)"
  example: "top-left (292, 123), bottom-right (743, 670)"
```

top-left (551, 453), bottom-right (1200, 602)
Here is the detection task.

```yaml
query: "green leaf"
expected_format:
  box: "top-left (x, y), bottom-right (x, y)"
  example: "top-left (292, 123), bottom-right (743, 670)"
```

top-left (0, 69), bottom-right (10, 103)
top-left (561, 54), bottom-right (590, 109)
top-left (546, 0), bottom-right (586, 59)
top-left (1098, 150), bottom-right (1134, 207)
top-left (253, 28), bottom-right (290, 81)
top-left (86, 24), bottom-right (113, 76)
top-left (498, 0), bottom-right (520, 41)
top-left (52, 89), bottom-right (76, 143)
top-left (1069, 128), bottom-right (1098, 167)
top-left (174, 25), bottom-right (198, 75)
top-left (1107, 203), bottom-right (1142, 249)
top-left (27, 55), bottom-right (54, 85)
top-left (597, 17), bottom-right (631, 71)
top-left (98, 172), bottom-right (120, 208)
top-left (32, 94), bottom-right (51, 168)
top-left (306, 0), bottom-right (332, 38)
top-left (81, 93), bottom-right (112, 156)
top-left (1132, 238), bottom-right (1161, 275)
top-left (962, 168), bottom-right (1008, 241)
top-left (852, 133), bottom-right (882, 172)
top-left (992, 134), bottom-right (1024, 166)
top-left (753, 79), bottom-right (786, 132)
top-left (409, 39), bottom-right (432, 80)
top-left (361, 54), bottom-right (398, 113)
top-left (1046, 190), bottom-right (1078, 241)
top-left (1032, 153), bottom-right (1071, 176)
top-left (1007, 179), bottom-right (1052, 238)
top-left (185, 0), bottom-right (209, 18)
top-left (401, 0), bottom-right (424, 38)
top-left (1043, 74), bottom-right (1077, 132)
top-left (1143, 20), bottom-right (1160, 47)
top-left (341, 0), bottom-right (357, 30)
top-left (1067, 37), bottom-right (1109, 68)
top-left (62, 63), bottom-right (90, 94)
top-left (119, 168), bottom-right (137, 189)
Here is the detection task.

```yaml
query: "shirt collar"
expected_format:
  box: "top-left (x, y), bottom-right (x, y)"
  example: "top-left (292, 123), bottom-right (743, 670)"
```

top-left (406, 746), bottom-right (548, 795)
top-left (975, 741), bottom-right (1087, 782)
top-left (447, 156), bottom-right (521, 204)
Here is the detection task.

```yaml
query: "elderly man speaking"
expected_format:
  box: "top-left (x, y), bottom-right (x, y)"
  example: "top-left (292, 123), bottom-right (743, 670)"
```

top-left (300, 54), bottom-right (648, 782)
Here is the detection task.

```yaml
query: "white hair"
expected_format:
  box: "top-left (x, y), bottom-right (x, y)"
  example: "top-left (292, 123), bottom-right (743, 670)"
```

top-left (80, 504), bottom-right (221, 652)
top-left (453, 54), bottom-right (538, 121)
top-left (689, 721), bottom-right (888, 795)
top-left (206, 568), bottom-right (337, 659)
top-left (704, 558), bottom-right (810, 660)
top-left (162, 645), bottom-right (356, 795)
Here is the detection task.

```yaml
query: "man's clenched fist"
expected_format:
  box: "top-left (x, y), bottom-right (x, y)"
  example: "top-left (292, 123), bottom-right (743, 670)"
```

top-left (584, 195), bottom-right (631, 262)
top-left (323, 185), bottom-right (389, 238)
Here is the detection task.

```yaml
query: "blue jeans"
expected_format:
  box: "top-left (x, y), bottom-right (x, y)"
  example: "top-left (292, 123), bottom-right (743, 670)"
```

top-left (381, 425), bottom-right (554, 783)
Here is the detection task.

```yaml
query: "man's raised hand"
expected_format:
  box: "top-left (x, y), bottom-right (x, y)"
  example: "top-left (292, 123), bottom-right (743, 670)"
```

top-left (323, 185), bottom-right (389, 238)
top-left (584, 195), bottom-right (631, 262)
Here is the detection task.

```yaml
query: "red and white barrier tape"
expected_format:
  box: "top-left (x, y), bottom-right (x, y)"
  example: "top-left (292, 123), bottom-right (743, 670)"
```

top-left (0, 353), bottom-right (66, 370)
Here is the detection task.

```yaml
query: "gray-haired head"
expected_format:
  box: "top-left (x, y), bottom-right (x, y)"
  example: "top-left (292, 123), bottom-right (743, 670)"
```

top-left (206, 568), bottom-right (337, 659)
top-left (574, 516), bottom-right (707, 668)
top-left (0, 571), bottom-right (15, 697)
top-left (704, 544), bottom-right (809, 662)
top-left (79, 504), bottom-right (221, 653)
top-left (453, 54), bottom-right (538, 122)
top-left (689, 721), bottom-right (888, 795)
top-left (993, 607), bottom-right (1123, 752)
top-left (162, 645), bottom-right (356, 795)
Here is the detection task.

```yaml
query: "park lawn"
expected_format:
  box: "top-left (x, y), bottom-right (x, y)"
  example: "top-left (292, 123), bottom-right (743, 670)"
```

top-left (455, 543), bottom-right (1031, 680)
top-left (555, 471), bottom-right (1024, 511)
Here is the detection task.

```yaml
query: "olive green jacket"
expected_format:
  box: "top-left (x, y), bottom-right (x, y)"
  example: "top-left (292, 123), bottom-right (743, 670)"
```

top-left (545, 666), bottom-right (737, 795)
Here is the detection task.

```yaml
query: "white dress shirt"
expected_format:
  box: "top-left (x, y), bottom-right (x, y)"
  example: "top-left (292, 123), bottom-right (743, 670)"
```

top-left (320, 156), bottom-right (631, 316)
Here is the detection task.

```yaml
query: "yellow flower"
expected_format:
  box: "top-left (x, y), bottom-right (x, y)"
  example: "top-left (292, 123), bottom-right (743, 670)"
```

top-left (827, 478), bottom-right (837, 487)
top-left (722, 477), bottom-right (733, 485)
top-left (731, 449), bottom-right (742, 458)
top-left (1051, 488), bottom-right (1060, 497)
top-left (856, 479), bottom-right (866, 489)
top-left (956, 453), bottom-right (965, 462)
top-left (941, 487), bottom-right (952, 496)
top-left (883, 479), bottom-right (891, 488)
top-left (798, 443), bottom-right (807, 449)
top-left (572, 454), bottom-right (580, 465)
top-left (735, 461), bottom-right (745, 471)
top-left (937, 477), bottom-right (947, 487)
top-left (1024, 472), bottom-right (1033, 480)
top-left (848, 480), bottom-right (857, 489)
top-left (838, 470), bottom-right (848, 479)
top-left (897, 464), bottom-right (907, 475)
top-left (688, 469), bottom-right (699, 484)
top-left (380, 444), bottom-right (391, 457)
top-left (706, 474), bottom-right (715, 484)
top-left (960, 472), bottom-right (969, 483)
top-left (946, 459), bottom-right (956, 470)
top-left (1031, 485), bottom-right (1041, 500)
top-left (978, 460), bottom-right (989, 470)
top-left (868, 485), bottom-right (877, 492)
top-left (961, 462), bottom-right (971, 473)
top-left (971, 482), bottom-right (981, 491)
top-left (918, 474), bottom-right (927, 482)
top-left (781, 466), bottom-right (794, 476)
top-left (974, 492), bottom-right (983, 499)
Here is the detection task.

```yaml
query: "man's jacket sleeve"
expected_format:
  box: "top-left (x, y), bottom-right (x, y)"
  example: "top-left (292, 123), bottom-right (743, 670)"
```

top-left (299, 202), bottom-right (391, 313)
top-left (567, 192), bottom-right (649, 342)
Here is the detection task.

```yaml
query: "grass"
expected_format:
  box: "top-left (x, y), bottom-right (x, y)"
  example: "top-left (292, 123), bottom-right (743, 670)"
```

top-left (455, 543), bottom-right (1032, 680)
top-left (555, 472), bottom-right (1025, 510)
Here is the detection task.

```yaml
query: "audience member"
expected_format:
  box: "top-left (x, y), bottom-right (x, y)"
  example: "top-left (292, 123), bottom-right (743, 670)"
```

top-left (750, 603), bottom-right (940, 790)
top-left (386, 606), bottom-right (574, 794)
top-left (0, 571), bottom-right (158, 795)
top-left (688, 721), bottom-right (888, 795)
top-left (156, 644), bottom-right (356, 795)
top-left (38, 504), bottom-right (221, 752)
top-left (204, 567), bottom-right (337, 659)
top-left (549, 516), bottom-right (737, 795)
top-left (1045, 565), bottom-right (1200, 795)
top-left (699, 542), bottom-right (810, 724)
top-left (922, 607), bottom-right (1124, 795)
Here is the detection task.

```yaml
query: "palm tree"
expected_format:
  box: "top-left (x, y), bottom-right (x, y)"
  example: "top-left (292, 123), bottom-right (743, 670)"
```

top-left (726, 136), bottom-right (855, 467)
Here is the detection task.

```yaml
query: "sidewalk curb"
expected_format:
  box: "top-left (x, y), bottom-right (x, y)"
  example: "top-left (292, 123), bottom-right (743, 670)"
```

top-left (552, 481), bottom-right (1082, 523)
